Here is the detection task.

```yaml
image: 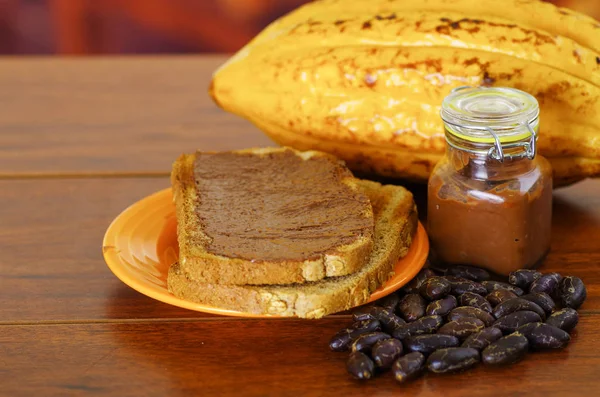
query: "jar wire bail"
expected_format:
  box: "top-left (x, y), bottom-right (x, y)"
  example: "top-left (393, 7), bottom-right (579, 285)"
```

top-left (486, 122), bottom-right (537, 163)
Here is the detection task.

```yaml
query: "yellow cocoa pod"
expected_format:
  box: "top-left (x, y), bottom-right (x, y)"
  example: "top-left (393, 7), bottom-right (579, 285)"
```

top-left (210, 0), bottom-right (600, 185)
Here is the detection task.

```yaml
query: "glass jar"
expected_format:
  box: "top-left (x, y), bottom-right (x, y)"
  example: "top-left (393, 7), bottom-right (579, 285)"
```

top-left (428, 86), bottom-right (553, 276)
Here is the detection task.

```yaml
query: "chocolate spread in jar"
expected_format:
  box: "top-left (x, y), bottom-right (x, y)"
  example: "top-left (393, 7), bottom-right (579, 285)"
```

top-left (427, 162), bottom-right (552, 276)
top-left (193, 149), bottom-right (374, 261)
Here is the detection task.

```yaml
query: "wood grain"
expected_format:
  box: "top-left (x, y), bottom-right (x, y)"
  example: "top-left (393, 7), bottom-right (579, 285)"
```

top-left (1, 57), bottom-right (600, 397)
top-left (0, 56), bottom-right (273, 176)
top-left (1, 177), bottom-right (598, 323)
top-left (541, 179), bottom-right (600, 311)
top-left (0, 177), bottom-right (216, 322)
top-left (1, 316), bottom-right (598, 397)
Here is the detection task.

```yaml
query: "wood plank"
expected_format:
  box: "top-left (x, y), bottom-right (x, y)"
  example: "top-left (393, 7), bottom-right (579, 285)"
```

top-left (1, 177), bottom-right (599, 323)
top-left (537, 179), bottom-right (600, 310)
top-left (0, 177), bottom-right (215, 321)
top-left (0, 56), bottom-right (273, 175)
top-left (1, 316), bottom-right (598, 397)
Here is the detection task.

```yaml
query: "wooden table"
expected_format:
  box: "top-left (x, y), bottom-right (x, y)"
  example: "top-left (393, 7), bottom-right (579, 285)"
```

top-left (1, 56), bottom-right (599, 397)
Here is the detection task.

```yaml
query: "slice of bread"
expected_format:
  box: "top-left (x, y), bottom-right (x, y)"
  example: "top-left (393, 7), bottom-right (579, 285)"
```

top-left (171, 147), bottom-right (375, 285)
top-left (168, 179), bottom-right (418, 318)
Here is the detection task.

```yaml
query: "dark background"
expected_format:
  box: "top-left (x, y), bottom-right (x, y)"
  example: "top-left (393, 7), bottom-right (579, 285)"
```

top-left (1, 0), bottom-right (598, 55)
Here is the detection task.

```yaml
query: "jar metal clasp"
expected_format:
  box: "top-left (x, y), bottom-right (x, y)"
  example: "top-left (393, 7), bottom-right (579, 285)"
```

top-left (486, 122), bottom-right (537, 163)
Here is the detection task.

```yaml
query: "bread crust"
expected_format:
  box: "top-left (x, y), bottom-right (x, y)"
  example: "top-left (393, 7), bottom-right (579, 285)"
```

top-left (171, 147), bottom-right (375, 285)
top-left (168, 179), bottom-right (418, 318)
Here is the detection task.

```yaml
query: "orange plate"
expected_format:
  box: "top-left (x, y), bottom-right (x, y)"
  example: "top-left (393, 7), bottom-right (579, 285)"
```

top-left (103, 188), bottom-right (429, 317)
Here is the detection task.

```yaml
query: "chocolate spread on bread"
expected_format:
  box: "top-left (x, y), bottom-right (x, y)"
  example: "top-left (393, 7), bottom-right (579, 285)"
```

top-left (193, 149), bottom-right (374, 261)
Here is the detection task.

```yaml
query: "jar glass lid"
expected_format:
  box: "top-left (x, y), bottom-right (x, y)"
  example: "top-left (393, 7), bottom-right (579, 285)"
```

top-left (441, 86), bottom-right (539, 144)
